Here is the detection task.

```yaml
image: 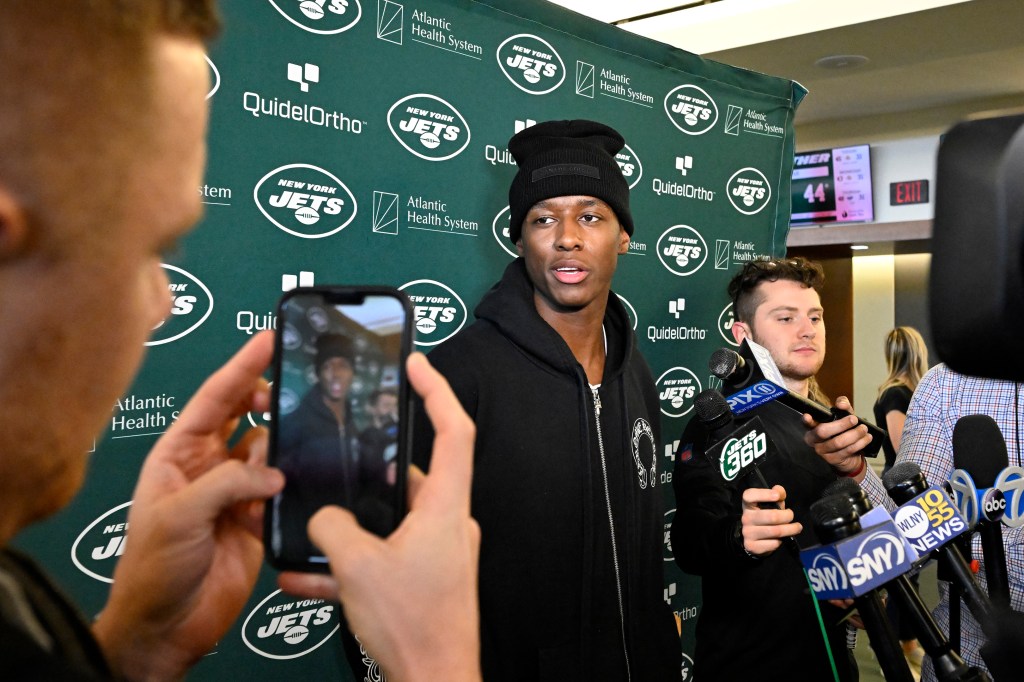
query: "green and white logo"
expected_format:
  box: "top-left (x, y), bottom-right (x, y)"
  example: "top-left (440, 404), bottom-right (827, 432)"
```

top-left (254, 164), bottom-right (358, 239)
top-left (267, 0), bottom-right (361, 35)
top-left (616, 143), bottom-right (644, 190)
top-left (147, 264), bottom-right (214, 346)
top-left (399, 279), bottom-right (467, 346)
top-left (664, 84), bottom-right (718, 135)
top-left (387, 94), bottom-right (471, 161)
top-left (656, 367), bottom-right (702, 418)
top-left (719, 430), bottom-right (767, 481)
top-left (71, 501), bottom-right (131, 583)
top-left (496, 34), bottom-right (565, 95)
top-left (241, 589), bottom-right (339, 660)
top-left (727, 167), bottom-right (771, 215)
top-left (657, 225), bottom-right (708, 277)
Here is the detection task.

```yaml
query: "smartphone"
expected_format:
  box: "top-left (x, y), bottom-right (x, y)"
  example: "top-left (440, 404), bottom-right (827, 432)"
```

top-left (265, 286), bottom-right (413, 572)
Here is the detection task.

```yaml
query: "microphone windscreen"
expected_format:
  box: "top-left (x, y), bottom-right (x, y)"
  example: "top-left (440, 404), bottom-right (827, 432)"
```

top-left (952, 414), bottom-right (1009, 487)
top-left (882, 461), bottom-right (922, 491)
top-left (810, 493), bottom-right (856, 528)
top-left (709, 348), bottom-right (741, 379)
top-left (694, 389), bottom-right (731, 424)
top-left (822, 477), bottom-right (862, 500)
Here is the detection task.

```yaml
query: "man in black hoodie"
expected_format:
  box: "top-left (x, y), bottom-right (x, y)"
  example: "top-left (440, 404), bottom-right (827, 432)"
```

top-left (412, 120), bottom-right (680, 681)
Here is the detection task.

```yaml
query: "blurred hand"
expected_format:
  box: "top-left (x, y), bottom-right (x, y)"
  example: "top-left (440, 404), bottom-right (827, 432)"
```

top-left (280, 352), bottom-right (482, 682)
top-left (93, 332), bottom-right (284, 681)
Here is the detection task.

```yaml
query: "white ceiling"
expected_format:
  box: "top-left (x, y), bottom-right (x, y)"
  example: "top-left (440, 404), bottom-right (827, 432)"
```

top-left (549, 0), bottom-right (1024, 148)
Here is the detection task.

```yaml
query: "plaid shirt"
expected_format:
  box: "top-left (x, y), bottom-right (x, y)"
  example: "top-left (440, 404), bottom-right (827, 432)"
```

top-left (861, 363), bottom-right (1024, 681)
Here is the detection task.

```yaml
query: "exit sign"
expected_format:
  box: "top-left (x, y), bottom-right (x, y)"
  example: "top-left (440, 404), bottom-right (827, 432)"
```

top-left (890, 180), bottom-right (929, 205)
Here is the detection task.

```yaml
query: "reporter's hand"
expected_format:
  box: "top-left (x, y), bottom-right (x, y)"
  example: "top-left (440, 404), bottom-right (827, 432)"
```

top-left (803, 396), bottom-right (870, 481)
top-left (740, 485), bottom-right (802, 557)
top-left (93, 332), bottom-right (284, 681)
top-left (279, 352), bottom-right (482, 682)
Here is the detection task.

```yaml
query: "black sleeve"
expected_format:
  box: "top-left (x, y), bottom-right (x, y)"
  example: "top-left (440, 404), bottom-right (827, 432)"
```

top-left (670, 418), bottom-right (753, 576)
top-left (410, 343), bottom-right (480, 473)
top-left (876, 386), bottom-right (911, 417)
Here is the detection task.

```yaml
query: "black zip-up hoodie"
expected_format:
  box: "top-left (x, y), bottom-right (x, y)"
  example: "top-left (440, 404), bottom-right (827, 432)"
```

top-left (412, 258), bottom-right (680, 681)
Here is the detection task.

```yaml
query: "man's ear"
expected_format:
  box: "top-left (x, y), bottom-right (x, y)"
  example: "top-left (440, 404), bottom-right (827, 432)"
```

top-left (731, 320), bottom-right (750, 345)
top-left (516, 238), bottom-right (525, 256)
top-left (0, 184), bottom-right (29, 262)
top-left (617, 228), bottom-right (630, 255)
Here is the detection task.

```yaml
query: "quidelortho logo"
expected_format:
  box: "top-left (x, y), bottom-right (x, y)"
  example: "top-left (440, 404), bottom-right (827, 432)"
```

top-left (656, 225), bottom-right (708, 276)
top-left (616, 143), bottom-right (644, 190)
top-left (254, 164), bottom-right (357, 239)
top-left (631, 418), bottom-right (657, 490)
top-left (718, 303), bottom-right (739, 347)
top-left (727, 167), bottom-right (771, 215)
top-left (267, 0), bottom-right (361, 34)
top-left (387, 94), bottom-right (471, 161)
top-left (496, 34), bottom-right (565, 95)
top-left (664, 84), bottom-right (718, 135)
top-left (241, 589), bottom-right (339, 660)
top-left (71, 502), bottom-right (131, 583)
top-left (147, 265), bottom-right (214, 346)
top-left (492, 206), bottom-right (517, 257)
top-left (399, 280), bottom-right (467, 346)
top-left (656, 367), bottom-right (702, 418)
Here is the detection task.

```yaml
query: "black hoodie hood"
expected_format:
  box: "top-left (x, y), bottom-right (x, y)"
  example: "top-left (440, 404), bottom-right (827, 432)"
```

top-left (473, 258), bottom-right (631, 382)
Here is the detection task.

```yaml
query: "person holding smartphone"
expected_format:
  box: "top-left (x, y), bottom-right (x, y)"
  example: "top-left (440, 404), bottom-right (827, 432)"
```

top-left (410, 120), bottom-right (681, 681)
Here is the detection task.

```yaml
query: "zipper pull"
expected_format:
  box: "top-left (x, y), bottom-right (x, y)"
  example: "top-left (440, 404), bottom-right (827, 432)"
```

top-left (590, 385), bottom-right (602, 417)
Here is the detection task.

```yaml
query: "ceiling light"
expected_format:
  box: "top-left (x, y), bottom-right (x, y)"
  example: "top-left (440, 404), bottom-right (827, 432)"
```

top-left (814, 54), bottom-right (870, 70)
top-left (850, 244), bottom-right (869, 250)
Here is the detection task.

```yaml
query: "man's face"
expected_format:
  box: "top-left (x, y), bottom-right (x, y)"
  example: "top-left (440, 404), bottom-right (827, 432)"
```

top-left (732, 279), bottom-right (825, 388)
top-left (371, 393), bottom-right (398, 421)
top-left (318, 357), bottom-right (354, 402)
top-left (516, 195), bottom-right (629, 316)
top-left (0, 36), bottom-right (210, 528)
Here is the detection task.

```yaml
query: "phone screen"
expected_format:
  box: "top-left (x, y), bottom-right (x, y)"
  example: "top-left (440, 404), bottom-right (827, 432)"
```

top-left (266, 287), bottom-right (412, 571)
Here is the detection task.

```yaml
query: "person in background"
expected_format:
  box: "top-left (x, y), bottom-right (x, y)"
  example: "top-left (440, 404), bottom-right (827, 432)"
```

top-left (872, 326), bottom-right (930, 679)
top-left (873, 326), bottom-right (929, 475)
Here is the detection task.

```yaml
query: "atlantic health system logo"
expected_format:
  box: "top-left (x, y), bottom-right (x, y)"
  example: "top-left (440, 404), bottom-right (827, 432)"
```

top-left (387, 94), bottom-right (471, 161)
top-left (254, 163), bottom-right (358, 238)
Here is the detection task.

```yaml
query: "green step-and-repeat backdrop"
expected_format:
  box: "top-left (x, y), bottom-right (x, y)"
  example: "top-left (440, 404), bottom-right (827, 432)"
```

top-left (17, 1), bottom-right (805, 678)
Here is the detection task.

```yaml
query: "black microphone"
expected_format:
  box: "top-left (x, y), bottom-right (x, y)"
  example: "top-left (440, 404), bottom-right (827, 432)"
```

top-left (809, 494), bottom-right (915, 682)
top-left (883, 462), bottom-right (995, 628)
top-left (709, 345), bottom-right (886, 457)
top-left (822, 479), bottom-right (990, 682)
top-left (693, 389), bottom-right (775, 492)
top-left (952, 415), bottom-right (1011, 609)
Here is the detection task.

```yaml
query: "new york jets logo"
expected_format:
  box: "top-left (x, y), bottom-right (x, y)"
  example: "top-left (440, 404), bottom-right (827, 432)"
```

top-left (398, 280), bottom-right (468, 346)
top-left (241, 589), bottom-right (340, 659)
top-left (616, 143), bottom-right (644, 190)
top-left (254, 164), bottom-right (358, 238)
top-left (496, 34), bottom-right (565, 95)
top-left (267, 0), bottom-right (362, 34)
top-left (664, 84), bottom-right (718, 135)
top-left (657, 225), bottom-right (708, 276)
top-left (148, 265), bottom-right (214, 346)
top-left (387, 94), bottom-right (471, 161)
top-left (71, 502), bottom-right (132, 583)
top-left (656, 367), bottom-right (702, 418)
top-left (727, 167), bottom-right (771, 215)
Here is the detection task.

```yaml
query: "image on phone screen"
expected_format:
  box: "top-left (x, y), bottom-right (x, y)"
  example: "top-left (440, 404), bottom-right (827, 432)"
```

top-left (266, 288), bottom-right (410, 570)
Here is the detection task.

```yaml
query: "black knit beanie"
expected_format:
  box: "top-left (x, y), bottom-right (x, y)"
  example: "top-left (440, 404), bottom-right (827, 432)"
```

top-left (315, 333), bottom-right (354, 369)
top-left (507, 119), bottom-right (633, 244)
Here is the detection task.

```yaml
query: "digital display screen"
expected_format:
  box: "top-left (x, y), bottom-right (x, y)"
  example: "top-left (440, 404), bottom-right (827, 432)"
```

top-left (791, 144), bottom-right (873, 226)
